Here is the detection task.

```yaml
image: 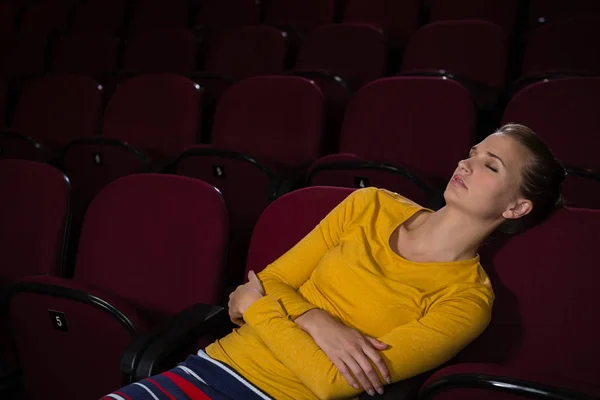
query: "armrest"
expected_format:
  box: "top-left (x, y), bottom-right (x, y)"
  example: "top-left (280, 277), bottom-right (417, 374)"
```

top-left (419, 363), bottom-right (599, 400)
top-left (122, 303), bottom-right (229, 381)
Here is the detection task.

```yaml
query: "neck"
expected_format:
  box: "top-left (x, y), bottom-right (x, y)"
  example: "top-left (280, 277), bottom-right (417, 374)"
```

top-left (402, 206), bottom-right (500, 262)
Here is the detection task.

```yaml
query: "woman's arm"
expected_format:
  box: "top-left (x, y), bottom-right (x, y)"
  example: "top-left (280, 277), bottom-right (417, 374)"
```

top-left (255, 188), bottom-right (372, 319)
top-left (243, 287), bottom-right (493, 400)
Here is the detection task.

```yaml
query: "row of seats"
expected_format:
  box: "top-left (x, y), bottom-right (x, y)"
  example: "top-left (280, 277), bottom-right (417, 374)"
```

top-left (1, 74), bottom-right (599, 286)
top-left (1, 162), bottom-right (598, 399)
top-left (3, 16), bottom-right (598, 89)
top-left (2, 0), bottom-right (599, 40)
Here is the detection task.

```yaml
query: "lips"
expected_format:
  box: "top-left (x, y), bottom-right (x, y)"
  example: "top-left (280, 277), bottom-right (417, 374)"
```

top-left (451, 175), bottom-right (468, 189)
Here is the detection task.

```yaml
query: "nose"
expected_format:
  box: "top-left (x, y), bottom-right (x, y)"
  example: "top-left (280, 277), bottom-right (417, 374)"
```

top-left (458, 158), bottom-right (472, 174)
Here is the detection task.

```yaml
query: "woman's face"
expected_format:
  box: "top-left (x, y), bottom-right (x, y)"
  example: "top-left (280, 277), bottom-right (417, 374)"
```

top-left (444, 133), bottom-right (532, 222)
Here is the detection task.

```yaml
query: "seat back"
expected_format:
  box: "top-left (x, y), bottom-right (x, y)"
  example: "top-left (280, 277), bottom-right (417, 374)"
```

top-left (102, 74), bottom-right (201, 160)
top-left (123, 28), bottom-right (198, 75)
top-left (339, 77), bottom-right (475, 187)
top-left (402, 20), bottom-right (508, 89)
top-left (0, 160), bottom-right (70, 287)
top-left (296, 23), bottom-right (387, 88)
top-left (59, 138), bottom-right (150, 239)
top-left (246, 186), bottom-right (354, 275)
top-left (19, 1), bottom-right (70, 37)
top-left (265, 0), bottom-right (335, 32)
top-left (468, 208), bottom-right (600, 385)
top-left (1, 32), bottom-right (47, 79)
top-left (211, 76), bottom-right (324, 170)
top-left (503, 78), bottom-right (600, 209)
top-left (12, 74), bottom-right (102, 150)
top-left (528, 0), bottom-right (600, 27)
top-left (343, 0), bottom-right (420, 50)
top-left (195, 0), bottom-right (261, 29)
top-left (8, 274), bottom-right (146, 400)
top-left (503, 78), bottom-right (600, 171)
top-left (71, 0), bottom-right (125, 34)
top-left (429, 0), bottom-right (518, 33)
top-left (74, 174), bottom-right (228, 319)
top-left (0, 131), bottom-right (46, 161)
top-left (521, 17), bottom-right (600, 78)
top-left (130, 0), bottom-right (189, 32)
top-left (52, 32), bottom-right (119, 74)
top-left (204, 26), bottom-right (287, 79)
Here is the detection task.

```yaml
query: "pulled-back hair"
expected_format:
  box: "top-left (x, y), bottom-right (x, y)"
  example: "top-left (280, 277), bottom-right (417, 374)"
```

top-left (495, 124), bottom-right (567, 234)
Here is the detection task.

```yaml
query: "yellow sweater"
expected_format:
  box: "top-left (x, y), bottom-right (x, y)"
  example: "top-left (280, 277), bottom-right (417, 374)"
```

top-left (206, 187), bottom-right (494, 400)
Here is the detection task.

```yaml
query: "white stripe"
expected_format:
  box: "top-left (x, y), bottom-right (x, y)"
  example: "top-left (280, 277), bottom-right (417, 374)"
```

top-left (195, 350), bottom-right (272, 400)
top-left (133, 383), bottom-right (160, 400)
top-left (105, 395), bottom-right (126, 400)
top-left (176, 365), bottom-right (207, 384)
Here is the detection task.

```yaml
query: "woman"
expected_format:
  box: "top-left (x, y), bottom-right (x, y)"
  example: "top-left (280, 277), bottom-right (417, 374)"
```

top-left (103, 124), bottom-right (566, 400)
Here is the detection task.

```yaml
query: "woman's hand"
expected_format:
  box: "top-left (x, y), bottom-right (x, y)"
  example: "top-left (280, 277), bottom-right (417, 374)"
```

top-left (228, 271), bottom-right (264, 326)
top-left (296, 309), bottom-right (390, 396)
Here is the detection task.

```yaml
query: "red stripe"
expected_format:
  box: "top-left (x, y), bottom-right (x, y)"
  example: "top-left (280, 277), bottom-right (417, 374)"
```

top-left (163, 371), bottom-right (212, 400)
top-left (115, 392), bottom-right (133, 400)
top-left (147, 378), bottom-right (177, 400)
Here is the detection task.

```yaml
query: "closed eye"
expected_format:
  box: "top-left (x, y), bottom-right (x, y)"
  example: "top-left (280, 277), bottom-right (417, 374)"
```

top-left (486, 164), bottom-right (498, 172)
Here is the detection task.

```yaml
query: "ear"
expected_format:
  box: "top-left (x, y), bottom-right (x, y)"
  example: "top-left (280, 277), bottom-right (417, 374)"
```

top-left (502, 198), bottom-right (533, 220)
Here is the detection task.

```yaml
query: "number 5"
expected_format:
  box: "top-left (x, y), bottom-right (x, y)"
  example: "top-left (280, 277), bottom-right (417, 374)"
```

top-left (55, 316), bottom-right (62, 326)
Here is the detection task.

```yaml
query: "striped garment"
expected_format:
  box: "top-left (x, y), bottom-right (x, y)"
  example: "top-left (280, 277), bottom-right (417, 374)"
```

top-left (102, 350), bottom-right (273, 400)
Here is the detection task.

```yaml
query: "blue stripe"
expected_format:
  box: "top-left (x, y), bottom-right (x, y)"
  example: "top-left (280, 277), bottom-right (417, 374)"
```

top-left (150, 373), bottom-right (192, 400)
top-left (183, 354), bottom-right (271, 399)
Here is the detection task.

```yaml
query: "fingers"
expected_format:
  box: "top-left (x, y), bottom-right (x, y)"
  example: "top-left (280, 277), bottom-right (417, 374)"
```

top-left (366, 336), bottom-right (389, 350)
top-left (341, 355), bottom-right (376, 396)
top-left (331, 357), bottom-right (360, 391)
top-left (362, 343), bottom-right (391, 385)
top-left (247, 270), bottom-right (265, 295)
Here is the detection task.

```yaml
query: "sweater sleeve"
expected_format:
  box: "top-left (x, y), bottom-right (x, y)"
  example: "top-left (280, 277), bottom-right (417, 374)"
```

top-left (256, 188), bottom-right (373, 320)
top-left (243, 287), bottom-right (494, 400)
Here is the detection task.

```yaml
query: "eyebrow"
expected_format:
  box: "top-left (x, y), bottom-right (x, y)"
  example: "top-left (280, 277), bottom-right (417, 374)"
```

top-left (470, 146), bottom-right (506, 167)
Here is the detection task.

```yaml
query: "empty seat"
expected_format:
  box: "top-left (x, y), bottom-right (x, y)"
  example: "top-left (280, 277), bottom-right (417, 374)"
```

top-left (130, 0), bottom-right (189, 33)
top-left (265, 0), bottom-right (336, 32)
top-left (194, 0), bottom-right (261, 30)
top-left (245, 186), bottom-right (354, 276)
top-left (58, 138), bottom-right (151, 248)
top-left (71, 0), bottom-right (126, 34)
top-left (308, 77), bottom-right (475, 202)
top-left (503, 78), bottom-right (600, 209)
top-left (1, 32), bottom-right (47, 79)
top-left (52, 32), bottom-right (119, 75)
top-left (6, 173), bottom-right (228, 400)
top-left (0, 1), bottom-right (18, 37)
top-left (0, 159), bottom-right (70, 288)
top-left (520, 17), bottom-right (600, 81)
top-left (295, 23), bottom-right (387, 88)
top-left (0, 131), bottom-right (46, 161)
top-left (19, 1), bottom-right (71, 37)
top-left (102, 74), bottom-right (201, 161)
top-left (528, 0), bottom-right (600, 27)
top-left (11, 74), bottom-right (102, 151)
top-left (418, 207), bottom-right (600, 399)
top-left (123, 28), bottom-right (198, 75)
top-left (402, 20), bottom-right (508, 97)
top-left (429, 0), bottom-right (519, 34)
top-left (170, 76), bottom-right (324, 286)
top-left (0, 159), bottom-right (70, 376)
top-left (292, 23), bottom-right (386, 144)
top-left (343, 0), bottom-right (420, 50)
top-left (194, 25), bottom-right (288, 133)
top-left (203, 25), bottom-right (288, 79)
